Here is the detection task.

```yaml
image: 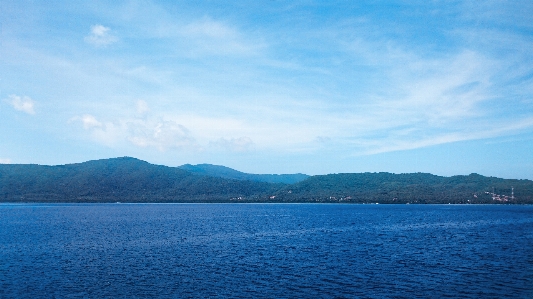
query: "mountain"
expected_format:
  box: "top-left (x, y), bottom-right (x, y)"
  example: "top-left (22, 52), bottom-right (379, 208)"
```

top-left (1, 157), bottom-right (532, 203)
top-left (178, 163), bottom-right (309, 184)
top-left (0, 157), bottom-right (279, 203)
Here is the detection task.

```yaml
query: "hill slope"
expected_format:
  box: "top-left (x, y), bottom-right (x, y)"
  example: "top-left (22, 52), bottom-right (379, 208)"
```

top-left (271, 172), bottom-right (533, 204)
top-left (0, 157), bottom-right (279, 202)
top-left (178, 163), bottom-right (309, 184)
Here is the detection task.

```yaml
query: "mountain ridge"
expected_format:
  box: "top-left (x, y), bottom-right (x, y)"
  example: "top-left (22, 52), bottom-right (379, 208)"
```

top-left (1, 157), bottom-right (532, 203)
top-left (178, 163), bottom-right (309, 184)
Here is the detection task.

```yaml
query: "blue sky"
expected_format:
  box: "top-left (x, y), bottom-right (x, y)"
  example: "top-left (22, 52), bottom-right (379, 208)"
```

top-left (1, 1), bottom-right (533, 179)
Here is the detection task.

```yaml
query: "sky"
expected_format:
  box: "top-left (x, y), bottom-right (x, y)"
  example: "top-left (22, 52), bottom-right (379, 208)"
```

top-left (1, 1), bottom-right (533, 179)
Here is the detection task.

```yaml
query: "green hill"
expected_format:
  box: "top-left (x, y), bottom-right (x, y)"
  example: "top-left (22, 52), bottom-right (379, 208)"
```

top-left (1, 157), bottom-right (532, 203)
top-left (271, 172), bottom-right (533, 204)
top-left (0, 157), bottom-right (279, 203)
top-left (178, 163), bottom-right (309, 184)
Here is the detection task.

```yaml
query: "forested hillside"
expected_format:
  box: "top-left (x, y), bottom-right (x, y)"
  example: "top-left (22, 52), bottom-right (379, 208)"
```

top-left (1, 157), bottom-right (532, 203)
top-left (0, 157), bottom-right (279, 202)
top-left (178, 163), bottom-right (309, 184)
top-left (270, 172), bottom-right (533, 204)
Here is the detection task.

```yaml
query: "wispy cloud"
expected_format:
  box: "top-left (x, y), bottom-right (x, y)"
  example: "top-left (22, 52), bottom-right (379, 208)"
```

top-left (67, 15), bottom-right (533, 158)
top-left (4, 95), bottom-right (36, 115)
top-left (71, 102), bottom-right (198, 151)
top-left (127, 119), bottom-right (197, 151)
top-left (179, 17), bottom-right (264, 56)
top-left (315, 28), bottom-right (531, 155)
top-left (3, 1), bottom-right (533, 177)
top-left (70, 114), bottom-right (121, 147)
top-left (355, 116), bottom-right (533, 156)
top-left (84, 24), bottom-right (118, 47)
top-left (77, 114), bottom-right (103, 129)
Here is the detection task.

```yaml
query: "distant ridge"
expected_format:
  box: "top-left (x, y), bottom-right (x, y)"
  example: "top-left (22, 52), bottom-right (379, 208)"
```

top-left (1, 157), bottom-right (532, 203)
top-left (178, 163), bottom-right (309, 184)
top-left (269, 172), bottom-right (533, 204)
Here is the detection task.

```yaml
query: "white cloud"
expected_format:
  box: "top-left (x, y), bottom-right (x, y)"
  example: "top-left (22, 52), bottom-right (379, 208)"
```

top-left (4, 94), bottom-right (36, 114)
top-left (127, 119), bottom-right (197, 151)
top-left (0, 158), bottom-right (12, 164)
top-left (79, 114), bottom-right (103, 129)
top-left (71, 109), bottom-right (198, 151)
top-left (70, 114), bottom-right (121, 146)
top-left (84, 24), bottom-right (118, 47)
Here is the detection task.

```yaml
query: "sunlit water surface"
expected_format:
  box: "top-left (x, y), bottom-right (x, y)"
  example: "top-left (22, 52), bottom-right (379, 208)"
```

top-left (1, 203), bottom-right (532, 298)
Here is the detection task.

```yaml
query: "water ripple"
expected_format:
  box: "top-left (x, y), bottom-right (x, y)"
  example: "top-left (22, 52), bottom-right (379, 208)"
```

top-left (1, 204), bottom-right (532, 298)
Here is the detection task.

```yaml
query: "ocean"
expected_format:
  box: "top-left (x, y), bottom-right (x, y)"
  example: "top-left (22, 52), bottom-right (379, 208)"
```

top-left (1, 203), bottom-right (532, 298)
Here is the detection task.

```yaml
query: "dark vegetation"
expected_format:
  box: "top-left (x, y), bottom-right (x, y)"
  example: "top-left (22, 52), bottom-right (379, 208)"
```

top-left (1, 157), bottom-right (532, 204)
top-left (179, 163), bottom-right (309, 184)
top-left (0, 157), bottom-right (279, 203)
top-left (271, 173), bottom-right (533, 204)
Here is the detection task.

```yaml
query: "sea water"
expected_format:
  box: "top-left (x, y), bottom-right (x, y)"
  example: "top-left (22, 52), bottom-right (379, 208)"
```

top-left (1, 203), bottom-right (532, 298)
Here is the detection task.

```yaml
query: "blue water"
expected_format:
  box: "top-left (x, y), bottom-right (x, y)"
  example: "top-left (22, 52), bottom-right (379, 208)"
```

top-left (1, 204), bottom-right (532, 298)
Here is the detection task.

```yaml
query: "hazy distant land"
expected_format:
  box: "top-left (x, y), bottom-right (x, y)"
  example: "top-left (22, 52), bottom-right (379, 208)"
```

top-left (1, 157), bottom-right (531, 204)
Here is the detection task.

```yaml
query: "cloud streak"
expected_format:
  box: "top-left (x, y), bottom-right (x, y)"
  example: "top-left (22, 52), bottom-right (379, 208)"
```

top-left (185, 17), bottom-right (264, 55)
